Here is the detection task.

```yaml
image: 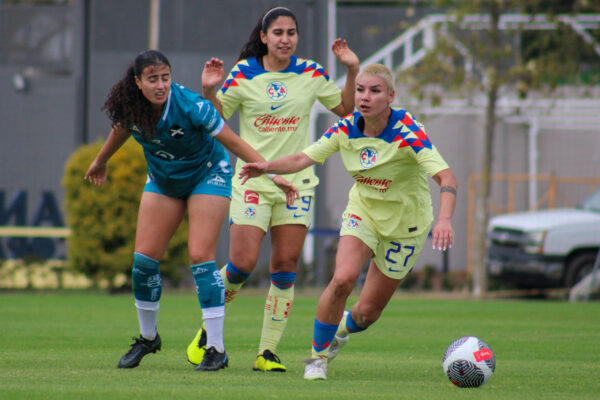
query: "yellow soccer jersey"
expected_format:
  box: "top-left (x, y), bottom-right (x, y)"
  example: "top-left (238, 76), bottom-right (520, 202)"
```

top-left (303, 108), bottom-right (450, 238)
top-left (218, 56), bottom-right (342, 192)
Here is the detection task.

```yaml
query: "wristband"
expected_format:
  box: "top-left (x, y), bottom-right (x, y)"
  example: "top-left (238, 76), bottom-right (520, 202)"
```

top-left (266, 173), bottom-right (276, 179)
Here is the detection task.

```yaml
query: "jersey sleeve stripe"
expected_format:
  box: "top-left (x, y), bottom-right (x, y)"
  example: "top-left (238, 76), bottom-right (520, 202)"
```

top-left (208, 118), bottom-right (225, 137)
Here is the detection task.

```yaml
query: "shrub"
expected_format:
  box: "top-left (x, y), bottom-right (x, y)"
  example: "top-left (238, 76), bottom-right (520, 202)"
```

top-left (63, 137), bottom-right (189, 290)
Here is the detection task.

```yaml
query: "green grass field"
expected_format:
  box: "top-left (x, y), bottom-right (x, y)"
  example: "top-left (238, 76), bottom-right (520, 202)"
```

top-left (1, 290), bottom-right (599, 400)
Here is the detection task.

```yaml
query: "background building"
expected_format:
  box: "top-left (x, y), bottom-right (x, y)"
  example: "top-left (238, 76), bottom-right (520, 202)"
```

top-left (1, 0), bottom-right (598, 286)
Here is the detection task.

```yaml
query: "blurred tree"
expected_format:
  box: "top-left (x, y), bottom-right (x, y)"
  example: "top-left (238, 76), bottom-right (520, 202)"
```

top-left (397, 0), bottom-right (600, 297)
top-left (63, 138), bottom-right (189, 291)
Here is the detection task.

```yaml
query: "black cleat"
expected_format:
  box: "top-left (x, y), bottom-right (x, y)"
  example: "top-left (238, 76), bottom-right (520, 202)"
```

top-left (195, 346), bottom-right (228, 371)
top-left (118, 333), bottom-right (161, 368)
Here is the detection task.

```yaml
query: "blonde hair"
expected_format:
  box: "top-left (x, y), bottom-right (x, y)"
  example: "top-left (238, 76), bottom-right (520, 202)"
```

top-left (356, 64), bottom-right (395, 93)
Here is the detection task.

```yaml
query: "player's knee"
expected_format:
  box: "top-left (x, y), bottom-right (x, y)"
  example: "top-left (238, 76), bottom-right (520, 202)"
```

top-left (223, 261), bottom-right (250, 284)
top-left (331, 268), bottom-right (360, 294)
top-left (270, 259), bottom-right (299, 274)
top-left (188, 247), bottom-right (215, 265)
top-left (132, 252), bottom-right (162, 302)
top-left (229, 252), bottom-right (258, 273)
top-left (330, 276), bottom-right (355, 299)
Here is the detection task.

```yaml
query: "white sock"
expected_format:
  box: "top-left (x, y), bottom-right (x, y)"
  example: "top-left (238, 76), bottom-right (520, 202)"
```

top-left (135, 299), bottom-right (159, 340)
top-left (202, 305), bottom-right (225, 353)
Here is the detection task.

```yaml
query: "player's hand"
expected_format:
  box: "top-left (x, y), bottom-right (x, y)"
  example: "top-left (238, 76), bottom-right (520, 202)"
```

top-left (84, 161), bottom-right (107, 187)
top-left (202, 58), bottom-right (226, 92)
top-left (431, 218), bottom-right (453, 251)
top-left (239, 163), bottom-right (300, 206)
top-left (239, 161), bottom-right (269, 184)
top-left (272, 175), bottom-right (300, 206)
top-left (331, 38), bottom-right (359, 70)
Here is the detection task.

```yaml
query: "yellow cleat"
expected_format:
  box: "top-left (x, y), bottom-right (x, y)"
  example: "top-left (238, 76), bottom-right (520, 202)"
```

top-left (253, 350), bottom-right (287, 372)
top-left (186, 328), bottom-right (207, 366)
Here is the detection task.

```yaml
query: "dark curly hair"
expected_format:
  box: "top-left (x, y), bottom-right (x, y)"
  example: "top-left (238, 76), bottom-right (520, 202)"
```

top-left (102, 50), bottom-right (171, 139)
top-left (238, 7), bottom-right (299, 61)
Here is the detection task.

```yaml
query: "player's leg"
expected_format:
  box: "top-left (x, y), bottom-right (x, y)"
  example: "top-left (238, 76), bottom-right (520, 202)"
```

top-left (326, 260), bottom-right (401, 365)
top-left (351, 259), bottom-right (402, 327)
top-left (348, 230), bottom-right (429, 330)
top-left (254, 193), bottom-right (313, 371)
top-left (118, 191), bottom-right (186, 369)
top-left (226, 223), bottom-right (265, 299)
top-left (224, 188), bottom-right (274, 301)
top-left (304, 234), bottom-right (372, 380)
top-left (312, 235), bottom-right (372, 357)
top-left (253, 223), bottom-right (307, 372)
top-left (186, 223), bottom-right (265, 364)
top-left (187, 186), bottom-right (270, 364)
top-left (187, 193), bottom-right (231, 371)
top-left (331, 230), bottom-right (429, 362)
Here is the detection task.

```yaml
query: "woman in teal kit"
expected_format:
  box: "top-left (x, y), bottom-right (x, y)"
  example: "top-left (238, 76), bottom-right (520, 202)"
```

top-left (85, 50), bottom-right (297, 372)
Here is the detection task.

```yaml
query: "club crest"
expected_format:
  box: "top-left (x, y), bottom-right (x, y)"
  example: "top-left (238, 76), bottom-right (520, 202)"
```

top-left (346, 213), bottom-right (362, 229)
top-left (359, 147), bottom-right (378, 168)
top-left (266, 81), bottom-right (287, 101)
top-left (244, 207), bottom-right (257, 219)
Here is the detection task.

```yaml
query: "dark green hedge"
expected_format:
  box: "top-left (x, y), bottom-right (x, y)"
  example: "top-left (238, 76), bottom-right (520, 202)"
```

top-left (63, 137), bottom-right (189, 290)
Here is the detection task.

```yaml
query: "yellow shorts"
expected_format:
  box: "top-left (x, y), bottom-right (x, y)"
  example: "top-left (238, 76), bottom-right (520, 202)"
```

top-left (229, 188), bottom-right (315, 232)
top-left (340, 209), bottom-right (430, 280)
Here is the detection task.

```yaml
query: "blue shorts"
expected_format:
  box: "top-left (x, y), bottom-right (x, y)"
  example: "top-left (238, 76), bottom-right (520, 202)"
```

top-left (144, 159), bottom-right (233, 199)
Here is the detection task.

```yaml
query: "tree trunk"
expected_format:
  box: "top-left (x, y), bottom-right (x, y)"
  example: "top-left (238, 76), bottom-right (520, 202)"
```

top-left (474, 82), bottom-right (498, 298)
top-left (473, 4), bottom-right (501, 298)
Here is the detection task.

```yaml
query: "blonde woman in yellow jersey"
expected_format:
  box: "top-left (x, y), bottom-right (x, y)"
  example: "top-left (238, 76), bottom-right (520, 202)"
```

top-left (239, 64), bottom-right (458, 380)
top-left (186, 7), bottom-right (359, 371)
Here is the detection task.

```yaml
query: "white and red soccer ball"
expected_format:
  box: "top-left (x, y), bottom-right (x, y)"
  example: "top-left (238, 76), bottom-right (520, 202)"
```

top-left (442, 336), bottom-right (495, 388)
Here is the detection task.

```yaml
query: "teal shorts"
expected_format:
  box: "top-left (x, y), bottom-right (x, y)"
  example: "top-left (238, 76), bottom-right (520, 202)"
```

top-left (144, 160), bottom-right (232, 199)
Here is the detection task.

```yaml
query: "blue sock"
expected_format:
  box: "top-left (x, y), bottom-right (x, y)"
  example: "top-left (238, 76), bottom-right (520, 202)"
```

top-left (132, 252), bottom-right (162, 302)
top-left (270, 272), bottom-right (296, 289)
top-left (224, 261), bottom-right (250, 284)
top-left (312, 319), bottom-right (338, 355)
top-left (346, 311), bottom-right (367, 333)
top-left (191, 261), bottom-right (224, 308)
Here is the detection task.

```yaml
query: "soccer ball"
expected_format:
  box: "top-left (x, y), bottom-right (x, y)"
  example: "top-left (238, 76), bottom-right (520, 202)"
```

top-left (442, 336), bottom-right (495, 388)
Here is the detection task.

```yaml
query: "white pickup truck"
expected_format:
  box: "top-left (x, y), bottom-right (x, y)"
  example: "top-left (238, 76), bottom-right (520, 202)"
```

top-left (486, 189), bottom-right (600, 289)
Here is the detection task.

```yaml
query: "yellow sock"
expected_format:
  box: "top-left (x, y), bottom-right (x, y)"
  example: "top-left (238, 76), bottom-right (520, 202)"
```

top-left (336, 311), bottom-right (350, 337)
top-left (258, 284), bottom-right (294, 355)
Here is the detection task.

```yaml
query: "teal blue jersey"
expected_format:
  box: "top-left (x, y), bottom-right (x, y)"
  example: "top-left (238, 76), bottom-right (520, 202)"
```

top-left (303, 108), bottom-right (450, 238)
top-left (130, 82), bottom-right (229, 198)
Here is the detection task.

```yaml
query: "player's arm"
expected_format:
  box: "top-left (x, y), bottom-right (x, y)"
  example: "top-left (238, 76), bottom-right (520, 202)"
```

top-left (84, 125), bottom-right (131, 187)
top-left (215, 124), bottom-right (299, 203)
top-left (431, 168), bottom-right (457, 251)
top-left (201, 58), bottom-right (225, 117)
top-left (214, 123), bottom-right (264, 163)
top-left (329, 38), bottom-right (359, 117)
top-left (239, 153), bottom-right (316, 183)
